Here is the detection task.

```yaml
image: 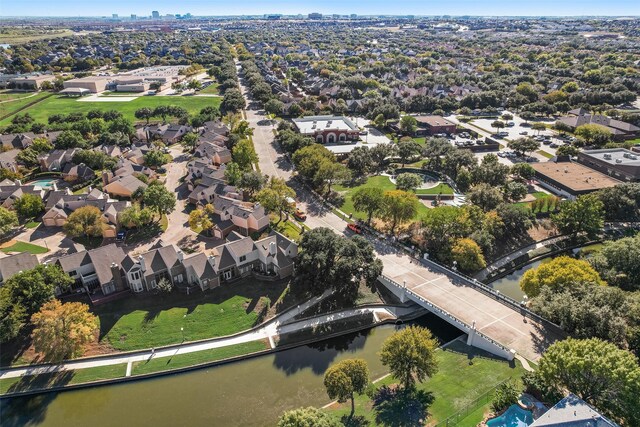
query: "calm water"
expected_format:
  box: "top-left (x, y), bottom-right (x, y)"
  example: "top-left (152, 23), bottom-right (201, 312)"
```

top-left (1, 315), bottom-right (462, 427)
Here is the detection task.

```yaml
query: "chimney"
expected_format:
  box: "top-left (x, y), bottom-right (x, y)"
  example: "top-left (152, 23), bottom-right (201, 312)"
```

top-left (208, 255), bottom-right (217, 269)
top-left (269, 241), bottom-right (277, 257)
top-left (177, 250), bottom-right (184, 262)
top-left (16, 179), bottom-right (22, 186)
top-left (138, 255), bottom-right (146, 272)
top-left (102, 171), bottom-right (110, 186)
top-left (111, 262), bottom-right (125, 291)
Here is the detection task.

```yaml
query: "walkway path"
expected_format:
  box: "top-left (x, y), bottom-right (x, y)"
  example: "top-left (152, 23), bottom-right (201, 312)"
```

top-left (0, 290), bottom-right (404, 380)
top-left (0, 92), bottom-right (40, 104)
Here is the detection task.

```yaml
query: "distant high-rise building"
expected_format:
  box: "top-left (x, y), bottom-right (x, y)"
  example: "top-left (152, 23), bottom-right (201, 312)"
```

top-left (308, 13), bottom-right (323, 20)
top-left (152, 10), bottom-right (160, 19)
top-left (112, 14), bottom-right (118, 19)
top-left (131, 14), bottom-right (137, 20)
top-left (350, 14), bottom-right (358, 19)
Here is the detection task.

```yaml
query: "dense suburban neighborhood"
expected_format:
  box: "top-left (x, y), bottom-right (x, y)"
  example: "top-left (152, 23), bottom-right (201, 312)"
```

top-left (0, 10), bottom-right (639, 427)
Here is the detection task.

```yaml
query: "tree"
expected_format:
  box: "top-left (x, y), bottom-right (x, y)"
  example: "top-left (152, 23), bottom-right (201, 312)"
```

top-left (491, 380), bottom-right (520, 412)
top-left (239, 171), bottom-right (266, 198)
top-left (491, 120), bottom-right (505, 133)
top-left (156, 277), bottom-right (173, 294)
top-left (143, 150), bottom-right (168, 168)
top-left (3, 265), bottom-right (72, 319)
top-left (31, 300), bottom-right (97, 362)
top-left (181, 132), bottom-right (199, 151)
top-left (294, 228), bottom-right (382, 303)
top-left (501, 113), bottom-right (513, 122)
top-left (72, 150), bottom-right (117, 171)
top-left (352, 187), bottom-right (384, 225)
top-left (556, 144), bottom-right (580, 157)
top-left (14, 193), bottom-right (45, 219)
top-left (510, 163), bottom-right (535, 181)
top-left (316, 161), bottom-right (350, 194)
top-left (221, 88), bottom-right (246, 113)
top-left (531, 122), bottom-right (547, 135)
top-left (264, 99), bottom-right (284, 116)
top-left (119, 204), bottom-right (153, 229)
top-left (451, 238), bottom-right (486, 272)
top-left (292, 144), bottom-right (335, 183)
top-left (520, 256), bottom-right (605, 297)
top-left (255, 177), bottom-right (296, 223)
top-left (399, 115), bottom-right (418, 135)
top-left (0, 287), bottom-right (26, 343)
top-left (143, 185), bottom-right (176, 218)
top-left (396, 140), bottom-right (422, 166)
top-left (508, 137), bottom-right (540, 158)
top-left (596, 183), bottom-right (640, 222)
top-left (188, 208), bottom-right (213, 235)
top-left (346, 146), bottom-right (374, 176)
top-left (134, 107), bottom-right (154, 124)
top-left (63, 206), bottom-right (105, 237)
top-left (532, 338), bottom-right (640, 425)
top-left (468, 183), bottom-right (503, 212)
top-left (575, 124), bottom-right (612, 147)
top-left (224, 162), bottom-right (243, 186)
top-left (502, 181), bottom-right (528, 203)
top-left (323, 359), bottom-right (369, 418)
top-left (380, 326), bottom-right (439, 389)
top-left (590, 234), bottom-right (640, 291)
top-left (496, 203), bottom-right (534, 235)
top-left (471, 154), bottom-right (510, 187)
top-left (395, 173), bottom-right (422, 192)
top-left (0, 207), bottom-right (19, 236)
top-left (54, 130), bottom-right (87, 149)
top-left (551, 194), bottom-right (604, 238)
top-left (232, 140), bottom-right (258, 171)
top-left (373, 113), bottom-right (386, 129)
top-left (379, 190), bottom-right (419, 233)
top-left (277, 407), bottom-right (340, 427)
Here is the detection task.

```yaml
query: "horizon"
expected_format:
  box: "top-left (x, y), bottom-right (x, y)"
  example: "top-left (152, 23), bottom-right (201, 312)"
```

top-left (1, 0), bottom-right (639, 18)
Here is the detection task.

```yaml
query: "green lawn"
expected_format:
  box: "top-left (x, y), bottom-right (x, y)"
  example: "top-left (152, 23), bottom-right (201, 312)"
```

top-left (326, 340), bottom-right (526, 425)
top-left (272, 220), bottom-right (303, 242)
top-left (96, 278), bottom-right (290, 351)
top-left (536, 150), bottom-right (554, 159)
top-left (416, 183), bottom-right (454, 195)
top-left (1, 241), bottom-right (49, 255)
top-left (0, 363), bottom-right (127, 395)
top-left (24, 221), bottom-right (41, 229)
top-left (0, 92), bottom-right (51, 120)
top-left (132, 341), bottom-right (268, 375)
top-left (199, 83), bottom-right (220, 95)
top-left (0, 94), bottom-right (221, 126)
top-left (0, 91), bottom-right (35, 101)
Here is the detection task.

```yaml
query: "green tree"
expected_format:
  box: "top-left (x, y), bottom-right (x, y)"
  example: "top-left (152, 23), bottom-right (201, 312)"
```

top-left (551, 194), bottom-right (604, 237)
top-left (575, 124), bottom-right (612, 147)
top-left (508, 137), bottom-right (540, 158)
top-left (395, 172), bottom-right (422, 192)
top-left (510, 163), bottom-right (535, 181)
top-left (181, 132), bottom-right (199, 151)
top-left (264, 99), bottom-right (284, 116)
top-left (3, 265), bottom-right (72, 317)
top-left (556, 144), bottom-right (580, 157)
top-left (221, 88), bottom-right (246, 113)
top-left (531, 122), bottom-right (547, 135)
top-left (143, 185), bottom-right (176, 218)
top-left (31, 300), bottom-right (97, 362)
top-left (590, 234), bottom-right (640, 291)
top-left (451, 238), bottom-right (486, 272)
top-left (491, 120), bottom-right (505, 133)
top-left (14, 193), bottom-right (45, 219)
top-left (143, 150), bottom-right (168, 168)
top-left (502, 181), bottom-right (528, 203)
top-left (346, 146), bottom-right (374, 176)
top-left (134, 107), bottom-right (154, 124)
top-left (232, 139), bottom-right (258, 171)
top-left (63, 206), bottom-right (105, 237)
top-left (255, 177), bottom-right (296, 223)
top-left (520, 256), bottom-right (605, 297)
top-left (532, 338), bottom-right (640, 425)
top-left (0, 287), bottom-right (26, 343)
top-left (188, 207), bottom-right (214, 235)
top-left (277, 407), bottom-right (340, 427)
top-left (0, 206), bottom-right (19, 236)
top-left (491, 380), bottom-right (520, 412)
top-left (239, 171), bottom-right (266, 198)
top-left (316, 160), bottom-right (350, 194)
top-left (323, 359), bottom-right (369, 418)
top-left (396, 140), bottom-right (422, 167)
top-left (292, 144), bottom-right (335, 183)
top-left (119, 204), bottom-right (153, 229)
top-left (380, 325), bottom-right (439, 389)
top-left (224, 162), bottom-right (243, 186)
top-left (373, 113), bottom-right (386, 129)
top-left (54, 130), bottom-right (87, 149)
top-left (379, 190), bottom-right (419, 233)
top-left (352, 187), bottom-right (384, 225)
top-left (468, 183), bottom-right (503, 212)
top-left (399, 115), bottom-right (418, 135)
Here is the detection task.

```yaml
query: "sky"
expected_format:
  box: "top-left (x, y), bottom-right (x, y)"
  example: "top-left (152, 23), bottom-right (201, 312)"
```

top-left (1, 0), bottom-right (639, 17)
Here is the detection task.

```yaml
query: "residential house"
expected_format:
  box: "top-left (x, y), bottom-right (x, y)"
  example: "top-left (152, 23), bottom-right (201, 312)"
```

top-left (103, 174), bottom-right (148, 198)
top-left (62, 162), bottom-right (96, 183)
top-left (530, 394), bottom-right (618, 427)
top-left (121, 244), bottom-right (187, 293)
top-left (39, 148), bottom-right (79, 172)
top-left (557, 111), bottom-right (640, 141)
top-left (193, 141), bottom-right (232, 165)
top-left (0, 253), bottom-right (39, 284)
top-left (0, 179), bottom-right (48, 208)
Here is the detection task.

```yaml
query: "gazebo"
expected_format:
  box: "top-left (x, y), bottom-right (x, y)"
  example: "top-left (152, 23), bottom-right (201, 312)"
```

top-left (59, 87), bottom-right (91, 97)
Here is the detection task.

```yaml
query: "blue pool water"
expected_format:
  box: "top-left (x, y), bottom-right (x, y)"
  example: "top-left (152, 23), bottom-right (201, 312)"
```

top-left (487, 404), bottom-right (534, 427)
top-left (29, 179), bottom-right (57, 189)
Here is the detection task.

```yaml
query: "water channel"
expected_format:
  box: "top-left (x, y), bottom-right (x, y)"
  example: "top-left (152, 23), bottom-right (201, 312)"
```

top-left (1, 315), bottom-right (462, 427)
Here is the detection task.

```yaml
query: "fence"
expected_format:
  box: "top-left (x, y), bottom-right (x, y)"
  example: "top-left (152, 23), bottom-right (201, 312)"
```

top-left (434, 378), bottom-right (513, 427)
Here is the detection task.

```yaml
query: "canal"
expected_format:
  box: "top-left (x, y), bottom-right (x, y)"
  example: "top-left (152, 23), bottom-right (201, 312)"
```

top-left (1, 315), bottom-right (462, 427)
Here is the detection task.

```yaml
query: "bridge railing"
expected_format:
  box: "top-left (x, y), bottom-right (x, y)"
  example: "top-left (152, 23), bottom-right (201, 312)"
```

top-left (379, 275), bottom-right (513, 358)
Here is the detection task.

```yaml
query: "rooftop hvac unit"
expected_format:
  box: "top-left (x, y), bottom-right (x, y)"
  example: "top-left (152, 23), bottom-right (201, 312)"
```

top-left (616, 159), bottom-right (623, 163)
top-left (603, 154), bottom-right (612, 160)
top-left (631, 155), bottom-right (638, 160)
top-left (623, 153), bottom-right (631, 159)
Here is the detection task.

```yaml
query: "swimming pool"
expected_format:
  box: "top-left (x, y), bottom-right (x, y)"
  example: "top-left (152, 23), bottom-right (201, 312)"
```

top-left (487, 404), bottom-right (534, 427)
top-left (29, 179), bottom-right (57, 189)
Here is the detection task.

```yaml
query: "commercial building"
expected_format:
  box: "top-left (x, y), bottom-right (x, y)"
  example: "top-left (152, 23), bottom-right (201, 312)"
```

top-left (308, 13), bottom-right (323, 20)
top-left (7, 74), bottom-right (56, 90)
top-left (577, 148), bottom-right (640, 182)
top-left (557, 109), bottom-right (640, 141)
top-left (152, 10), bottom-right (160, 19)
top-left (292, 115), bottom-right (360, 144)
top-left (414, 115), bottom-right (457, 136)
top-left (63, 76), bottom-right (110, 93)
top-left (532, 159), bottom-right (621, 199)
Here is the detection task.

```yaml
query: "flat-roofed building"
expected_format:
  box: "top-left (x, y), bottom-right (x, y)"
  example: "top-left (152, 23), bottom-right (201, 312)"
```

top-left (292, 115), bottom-right (360, 144)
top-left (577, 148), bottom-right (640, 182)
top-left (414, 115), bottom-right (457, 136)
top-left (9, 74), bottom-right (56, 90)
top-left (63, 76), bottom-right (111, 93)
top-left (532, 159), bottom-right (622, 199)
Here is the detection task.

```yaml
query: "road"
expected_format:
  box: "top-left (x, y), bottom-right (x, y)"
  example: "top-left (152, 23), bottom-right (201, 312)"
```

top-left (237, 65), bottom-right (561, 361)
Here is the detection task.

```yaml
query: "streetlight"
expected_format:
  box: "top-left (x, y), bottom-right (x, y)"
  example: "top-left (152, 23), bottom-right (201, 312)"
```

top-left (181, 327), bottom-right (184, 342)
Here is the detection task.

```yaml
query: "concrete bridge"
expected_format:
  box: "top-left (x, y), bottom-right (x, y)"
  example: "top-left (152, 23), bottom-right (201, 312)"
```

top-left (376, 248), bottom-right (565, 362)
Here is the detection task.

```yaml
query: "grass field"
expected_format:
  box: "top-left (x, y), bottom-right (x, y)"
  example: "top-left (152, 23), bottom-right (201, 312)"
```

top-left (1, 241), bottom-right (49, 254)
top-left (0, 30), bottom-right (74, 45)
top-left (0, 91), bottom-right (35, 102)
top-left (335, 175), bottom-right (452, 221)
top-left (0, 94), bottom-right (221, 126)
top-left (199, 83), bottom-right (220, 95)
top-left (96, 278), bottom-right (290, 352)
top-left (132, 341), bottom-right (268, 375)
top-left (326, 340), bottom-right (527, 425)
top-left (536, 150), bottom-right (554, 159)
top-left (0, 92), bottom-right (51, 120)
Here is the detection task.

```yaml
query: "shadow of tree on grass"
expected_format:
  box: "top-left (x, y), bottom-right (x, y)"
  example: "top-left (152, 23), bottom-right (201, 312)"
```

top-left (373, 386), bottom-right (434, 427)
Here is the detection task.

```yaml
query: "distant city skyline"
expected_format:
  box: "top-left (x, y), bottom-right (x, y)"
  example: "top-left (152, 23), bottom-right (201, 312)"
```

top-left (1, 0), bottom-right (639, 18)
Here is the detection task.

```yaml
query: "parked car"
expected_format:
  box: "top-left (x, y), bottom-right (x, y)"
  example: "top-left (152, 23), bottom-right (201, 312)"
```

top-left (519, 131), bottom-right (528, 135)
top-left (347, 223), bottom-right (362, 234)
top-left (550, 143), bottom-right (559, 148)
top-left (293, 209), bottom-right (307, 221)
top-left (506, 122), bottom-right (515, 127)
top-left (116, 231), bottom-right (126, 242)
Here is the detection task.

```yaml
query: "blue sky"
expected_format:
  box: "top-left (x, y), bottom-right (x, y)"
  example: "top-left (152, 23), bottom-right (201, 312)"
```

top-left (1, 0), bottom-right (639, 17)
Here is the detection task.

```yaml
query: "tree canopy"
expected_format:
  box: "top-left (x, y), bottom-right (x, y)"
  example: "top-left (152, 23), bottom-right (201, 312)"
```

top-left (520, 256), bottom-right (605, 297)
